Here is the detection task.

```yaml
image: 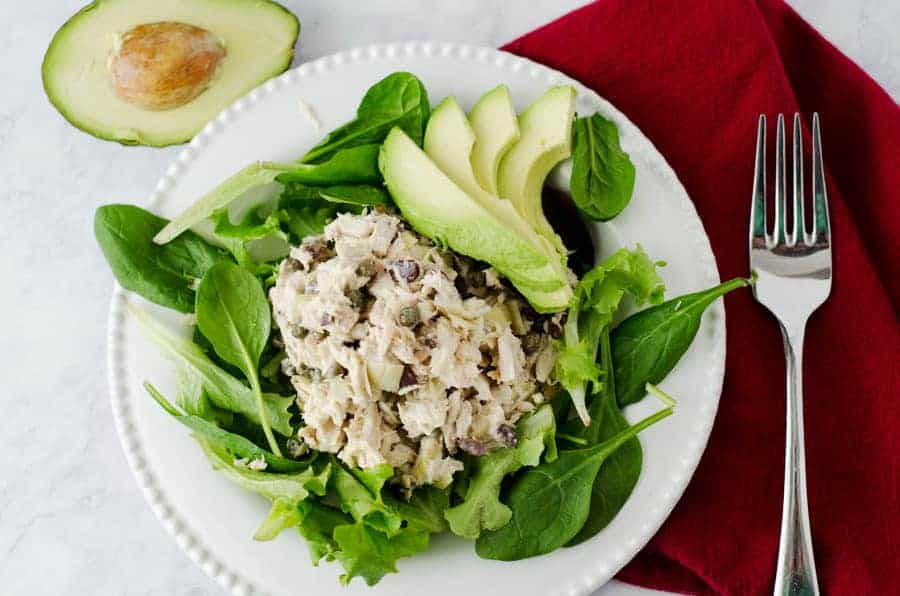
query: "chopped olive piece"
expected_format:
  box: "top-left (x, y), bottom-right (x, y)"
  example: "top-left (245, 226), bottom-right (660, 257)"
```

top-left (347, 288), bottom-right (367, 309)
top-left (522, 332), bottom-right (543, 353)
top-left (496, 424), bottom-right (518, 448)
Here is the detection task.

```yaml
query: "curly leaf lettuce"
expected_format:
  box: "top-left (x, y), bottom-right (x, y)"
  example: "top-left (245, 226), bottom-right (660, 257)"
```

top-left (332, 522), bottom-right (430, 586)
top-left (444, 404), bottom-right (556, 538)
top-left (554, 247), bottom-right (665, 425)
top-left (296, 500), bottom-right (353, 565)
top-left (331, 461), bottom-right (404, 537)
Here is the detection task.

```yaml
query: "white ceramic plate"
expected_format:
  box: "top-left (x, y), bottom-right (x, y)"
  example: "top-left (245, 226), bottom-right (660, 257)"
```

top-left (107, 42), bottom-right (725, 596)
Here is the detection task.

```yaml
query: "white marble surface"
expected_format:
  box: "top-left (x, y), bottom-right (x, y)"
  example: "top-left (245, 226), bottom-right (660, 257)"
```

top-left (1, 1), bottom-right (896, 595)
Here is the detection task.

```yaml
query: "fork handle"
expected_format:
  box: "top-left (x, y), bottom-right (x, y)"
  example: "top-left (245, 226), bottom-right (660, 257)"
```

top-left (774, 322), bottom-right (820, 596)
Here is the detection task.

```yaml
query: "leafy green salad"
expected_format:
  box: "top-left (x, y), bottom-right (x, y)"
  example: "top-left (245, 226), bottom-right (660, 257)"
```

top-left (95, 72), bottom-right (750, 585)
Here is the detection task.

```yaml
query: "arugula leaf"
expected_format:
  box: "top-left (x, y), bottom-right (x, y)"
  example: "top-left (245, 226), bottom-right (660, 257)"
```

top-left (475, 399), bottom-right (674, 560)
top-left (332, 522), bottom-right (430, 586)
top-left (130, 306), bottom-right (293, 436)
top-left (198, 439), bottom-right (330, 541)
top-left (296, 500), bottom-right (352, 564)
top-left (196, 261), bottom-right (280, 455)
top-left (554, 247), bottom-right (664, 425)
top-left (277, 144), bottom-right (382, 185)
top-left (94, 204), bottom-right (226, 313)
top-left (612, 277), bottom-right (752, 406)
top-left (444, 405), bottom-right (556, 539)
top-left (200, 439), bottom-right (326, 501)
top-left (564, 331), bottom-right (642, 546)
top-left (143, 382), bottom-right (305, 473)
top-left (172, 363), bottom-right (231, 426)
top-left (301, 72), bottom-right (430, 163)
top-left (570, 113), bottom-right (636, 221)
top-left (331, 461), bottom-right (404, 537)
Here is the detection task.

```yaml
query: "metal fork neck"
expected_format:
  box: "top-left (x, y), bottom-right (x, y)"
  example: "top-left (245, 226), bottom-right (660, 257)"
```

top-left (774, 322), bottom-right (820, 596)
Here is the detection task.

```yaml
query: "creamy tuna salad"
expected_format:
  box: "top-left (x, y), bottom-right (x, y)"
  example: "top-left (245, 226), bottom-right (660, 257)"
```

top-left (270, 211), bottom-right (563, 489)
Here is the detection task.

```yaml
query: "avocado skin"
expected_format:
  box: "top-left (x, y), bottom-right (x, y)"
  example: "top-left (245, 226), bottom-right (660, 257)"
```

top-left (42, 0), bottom-right (300, 147)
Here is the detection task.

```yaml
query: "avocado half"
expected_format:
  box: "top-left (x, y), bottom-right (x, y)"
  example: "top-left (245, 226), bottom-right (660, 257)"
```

top-left (42, 0), bottom-right (299, 147)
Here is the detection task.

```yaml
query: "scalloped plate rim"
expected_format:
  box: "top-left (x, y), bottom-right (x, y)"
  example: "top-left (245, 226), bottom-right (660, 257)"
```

top-left (106, 41), bottom-right (725, 596)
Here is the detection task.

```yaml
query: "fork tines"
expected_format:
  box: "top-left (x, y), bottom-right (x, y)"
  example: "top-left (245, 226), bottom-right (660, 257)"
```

top-left (750, 113), bottom-right (830, 250)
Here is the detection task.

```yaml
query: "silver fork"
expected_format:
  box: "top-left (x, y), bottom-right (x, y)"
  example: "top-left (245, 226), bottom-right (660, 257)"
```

top-left (750, 113), bottom-right (831, 595)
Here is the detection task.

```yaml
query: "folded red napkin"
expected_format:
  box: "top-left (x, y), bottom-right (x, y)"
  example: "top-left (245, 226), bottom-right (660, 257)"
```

top-left (504, 1), bottom-right (900, 594)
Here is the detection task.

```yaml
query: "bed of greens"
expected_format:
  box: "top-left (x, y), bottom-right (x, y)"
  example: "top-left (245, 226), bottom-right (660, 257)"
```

top-left (96, 72), bottom-right (750, 586)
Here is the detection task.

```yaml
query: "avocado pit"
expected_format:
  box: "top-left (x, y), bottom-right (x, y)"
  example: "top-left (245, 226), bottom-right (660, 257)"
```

top-left (109, 22), bottom-right (226, 111)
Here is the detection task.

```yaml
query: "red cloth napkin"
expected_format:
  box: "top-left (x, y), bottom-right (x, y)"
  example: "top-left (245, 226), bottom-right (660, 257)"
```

top-left (504, 1), bottom-right (900, 594)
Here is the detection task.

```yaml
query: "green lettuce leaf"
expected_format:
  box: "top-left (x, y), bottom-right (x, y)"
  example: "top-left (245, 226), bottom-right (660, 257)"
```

top-left (554, 247), bottom-right (664, 425)
top-left (296, 500), bottom-right (352, 565)
top-left (130, 306), bottom-right (294, 436)
top-left (332, 522), bottom-right (430, 586)
top-left (444, 405), bottom-right (556, 539)
top-left (388, 485), bottom-right (450, 533)
top-left (198, 439), bottom-right (330, 541)
top-left (301, 72), bottom-right (430, 163)
top-left (570, 113), bottom-right (636, 221)
top-left (94, 204), bottom-right (227, 313)
top-left (331, 461), bottom-right (403, 537)
top-left (143, 382), bottom-right (305, 473)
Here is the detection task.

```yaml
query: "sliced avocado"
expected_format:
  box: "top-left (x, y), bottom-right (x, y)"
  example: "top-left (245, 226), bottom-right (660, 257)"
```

top-left (423, 96), bottom-right (565, 292)
top-left (380, 128), bottom-right (572, 312)
top-left (498, 86), bottom-right (576, 261)
top-left (468, 85), bottom-right (520, 196)
top-left (42, 0), bottom-right (299, 146)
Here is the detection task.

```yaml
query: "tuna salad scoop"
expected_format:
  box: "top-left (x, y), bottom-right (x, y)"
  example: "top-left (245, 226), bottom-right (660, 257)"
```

top-left (270, 211), bottom-right (565, 489)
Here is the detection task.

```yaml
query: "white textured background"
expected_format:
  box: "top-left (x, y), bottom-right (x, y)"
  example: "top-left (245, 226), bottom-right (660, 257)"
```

top-left (1, 1), bottom-right (896, 595)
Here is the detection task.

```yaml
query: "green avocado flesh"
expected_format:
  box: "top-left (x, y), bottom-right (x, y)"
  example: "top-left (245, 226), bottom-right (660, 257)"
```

top-left (498, 86), bottom-right (576, 262)
top-left (468, 85), bottom-right (520, 196)
top-left (42, 0), bottom-right (299, 147)
top-left (423, 96), bottom-right (567, 293)
top-left (381, 127), bottom-right (572, 313)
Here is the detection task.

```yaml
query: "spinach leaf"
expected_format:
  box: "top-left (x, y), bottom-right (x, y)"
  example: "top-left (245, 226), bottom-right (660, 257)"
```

top-left (143, 382), bottom-right (305, 473)
top-left (296, 500), bottom-right (352, 564)
top-left (570, 113), bottom-right (636, 221)
top-left (554, 247), bottom-right (664, 425)
top-left (196, 261), bottom-right (280, 454)
top-left (475, 398), bottom-right (674, 560)
top-left (331, 461), bottom-right (404, 537)
top-left (130, 306), bottom-right (293, 437)
top-left (278, 144), bottom-right (382, 185)
top-left (564, 331), bottom-right (642, 546)
top-left (332, 522), bottom-right (430, 586)
top-left (316, 184), bottom-right (391, 207)
top-left (95, 204), bottom-right (226, 313)
top-left (301, 72), bottom-right (430, 163)
top-left (612, 277), bottom-right (751, 406)
top-left (444, 405), bottom-right (556, 539)
top-left (198, 439), bottom-right (330, 540)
